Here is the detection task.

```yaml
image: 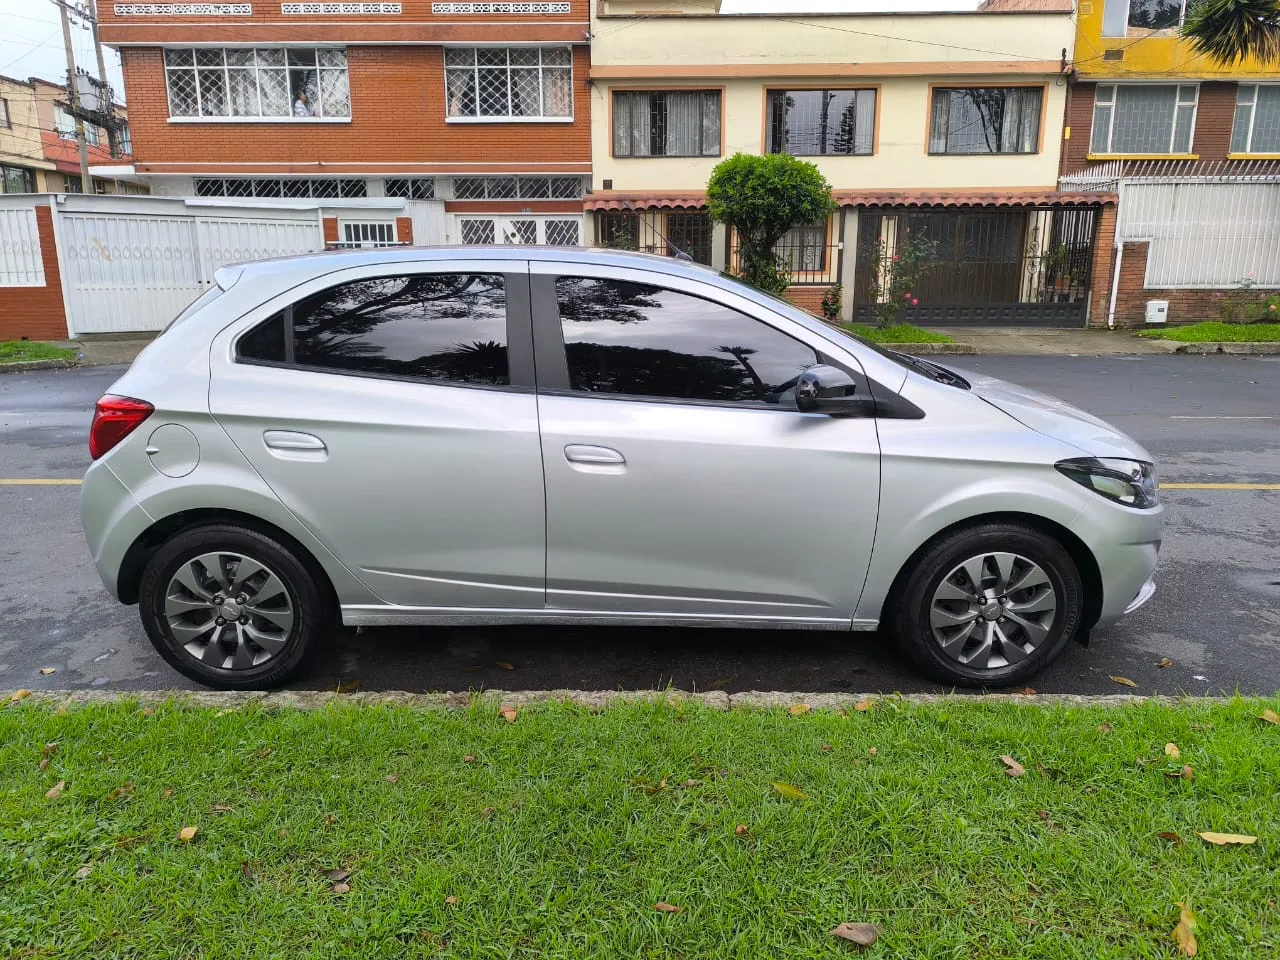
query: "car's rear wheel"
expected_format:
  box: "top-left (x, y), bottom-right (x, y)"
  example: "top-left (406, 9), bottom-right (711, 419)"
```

top-left (890, 522), bottom-right (1083, 687)
top-left (138, 525), bottom-right (327, 689)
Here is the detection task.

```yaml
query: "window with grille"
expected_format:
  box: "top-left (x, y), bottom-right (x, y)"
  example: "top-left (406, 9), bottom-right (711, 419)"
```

top-left (1231, 84), bottom-right (1280, 155)
top-left (544, 219), bottom-right (580, 246)
top-left (193, 177), bottom-right (368, 198)
top-left (1102, 0), bottom-right (1191, 37)
top-left (0, 99), bottom-right (9, 129)
top-left (1, 165), bottom-right (36, 194)
top-left (929, 88), bottom-right (1041, 155)
top-left (56, 107), bottom-right (100, 146)
top-left (384, 178), bottom-right (436, 200)
top-left (1090, 84), bottom-right (1197, 155)
top-left (164, 47), bottom-right (350, 119)
top-left (118, 123), bottom-right (132, 155)
top-left (341, 222), bottom-right (397, 248)
top-left (612, 91), bottom-right (720, 158)
top-left (444, 47), bottom-right (573, 120)
top-left (767, 89), bottom-right (874, 156)
top-left (451, 176), bottom-right (582, 200)
top-left (597, 212), bottom-right (639, 251)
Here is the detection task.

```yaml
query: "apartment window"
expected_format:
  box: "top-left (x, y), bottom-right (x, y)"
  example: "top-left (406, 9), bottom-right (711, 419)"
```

top-left (444, 47), bottom-right (572, 120)
top-left (1102, 0), bottom-right (1191, 36)
top-left (452, 176), bottom-right (581, 200)
top-left (118, 123), bottom-right (132, 155)
top-left (384, 178), bottom-right (436, 200)
top-left (164, 47), bottom-right (350, 119)
top-left (194, 177), bottom-right (368, 198)
top-left (56, 107), bottom-right (100, 146)
top-left (929, 87), bottom-right (1041, 155)
top-left (1231, 84), bottom-right (1280, 154)
top-left (0, 99), bottom-right (9, 129)
top-left (340, 222), bottom-right (398, 248)
top-left (1, 165), bottom-right (36, 194)
top-left (612, 90), bottom-right (721, 157)
top-left (767, 89), bottom-right (874, 156)
top-left (1091, 84), bottom-right (1197, 155)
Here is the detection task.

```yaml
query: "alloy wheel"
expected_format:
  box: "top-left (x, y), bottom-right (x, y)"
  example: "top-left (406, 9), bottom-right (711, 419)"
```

top-left (164, 551), bottom-right (295, 671)
top-left (928, 551), bottom-right (1058, 671)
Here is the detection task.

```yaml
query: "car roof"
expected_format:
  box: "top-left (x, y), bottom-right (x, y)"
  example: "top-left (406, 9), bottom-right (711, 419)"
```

top-left (215, 245), bottom-right (723, 290)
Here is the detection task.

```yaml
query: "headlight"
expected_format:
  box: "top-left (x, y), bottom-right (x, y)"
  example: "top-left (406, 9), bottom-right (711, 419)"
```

top-left (1056, 457), bottom-right (1159, 509)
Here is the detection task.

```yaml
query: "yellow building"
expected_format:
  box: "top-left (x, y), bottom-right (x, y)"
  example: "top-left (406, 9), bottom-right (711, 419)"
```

top-left (0, 75), bottom-right (57, 193)
top-left (587, 0), bottom-right (1107, 326)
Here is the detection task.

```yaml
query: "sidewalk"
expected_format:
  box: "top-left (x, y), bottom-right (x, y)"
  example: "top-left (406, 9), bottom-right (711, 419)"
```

top-left (927, 327), bottom-right (1177, 356)
top-left (53, 335), bottom-right (155, 367)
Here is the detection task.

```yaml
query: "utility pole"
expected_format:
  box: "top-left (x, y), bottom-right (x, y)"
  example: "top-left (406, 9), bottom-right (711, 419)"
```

top-left (82, 0), bottom-right (120, 160)
top-left (55, 0), bottom-right (92, 191)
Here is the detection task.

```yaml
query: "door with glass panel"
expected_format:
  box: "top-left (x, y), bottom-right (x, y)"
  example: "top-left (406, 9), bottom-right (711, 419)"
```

top-left (456, 216), bottom-right (582, 247)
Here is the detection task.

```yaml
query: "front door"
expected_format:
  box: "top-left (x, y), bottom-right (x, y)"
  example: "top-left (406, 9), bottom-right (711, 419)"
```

top-left (208, 263), bottom-right (545, 611)
top-left (530, 262), bottom-right (881, 625)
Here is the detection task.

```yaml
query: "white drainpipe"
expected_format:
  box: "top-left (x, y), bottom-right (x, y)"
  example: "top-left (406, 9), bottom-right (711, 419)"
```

top-left (1107, 241), bottom-right (1123, 330)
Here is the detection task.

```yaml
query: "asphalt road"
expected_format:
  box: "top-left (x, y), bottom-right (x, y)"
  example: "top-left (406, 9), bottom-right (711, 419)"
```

top-left (2, 355), bottom-right (1277, 696)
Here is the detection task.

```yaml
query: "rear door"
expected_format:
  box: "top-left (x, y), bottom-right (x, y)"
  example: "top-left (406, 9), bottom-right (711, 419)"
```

top-left (208, 261), bottom-right (545, 611)
top-left (529, 261), bottom-right (882, 625)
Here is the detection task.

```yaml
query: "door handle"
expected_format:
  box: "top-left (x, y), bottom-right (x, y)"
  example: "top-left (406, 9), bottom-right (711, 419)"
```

top-left (263, 430), bottom-right (327, 459)
top-left (564, 444), bottom-right (625, 466)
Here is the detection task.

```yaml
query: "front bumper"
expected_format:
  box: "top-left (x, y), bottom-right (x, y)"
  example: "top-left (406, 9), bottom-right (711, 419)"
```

top-left (1068, 495), bottom-right (1164, 629)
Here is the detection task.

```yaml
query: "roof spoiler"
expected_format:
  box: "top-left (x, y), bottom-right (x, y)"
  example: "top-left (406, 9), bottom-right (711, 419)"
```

top-left (214, 265), bottom-right (245, 291)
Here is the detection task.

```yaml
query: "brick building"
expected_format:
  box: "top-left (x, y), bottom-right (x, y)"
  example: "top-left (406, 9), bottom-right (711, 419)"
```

top-left (95, 0), bottom-right (593, 247)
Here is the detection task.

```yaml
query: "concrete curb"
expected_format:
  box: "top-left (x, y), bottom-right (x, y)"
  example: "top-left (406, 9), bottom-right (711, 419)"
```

top-left (1166, 341), bottom-right (1280, 355)
top-left (0, 359), bottom-right (79, 374)
top-left (875, 342), bottom-right (978, 356)
top-left (10, 689), bottom-right (1221, 711)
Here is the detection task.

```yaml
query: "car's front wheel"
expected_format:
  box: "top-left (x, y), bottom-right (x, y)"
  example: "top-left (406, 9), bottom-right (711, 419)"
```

top-left (891, 522), bottom-right (1084, 687)
top-left (138, 524), bottom-right (327, 689)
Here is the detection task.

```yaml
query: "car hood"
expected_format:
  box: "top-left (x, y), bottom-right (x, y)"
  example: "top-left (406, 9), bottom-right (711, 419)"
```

top-left (956, 368), bottom-right (1154, 461)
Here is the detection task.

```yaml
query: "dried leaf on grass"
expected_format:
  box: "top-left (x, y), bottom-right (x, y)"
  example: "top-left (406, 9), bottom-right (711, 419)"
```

top-left (331, 882), bottom-right (351, 895)
top-left (1097, 723), bottom-right (1114, 734)
top-left (444, 895), bottom-right (459, 906)
top-left (1197, 831), bottom-right (1257, 846)
top-left (383, 774), bottom-right (399, 783)
top-left (500, 707), bottom-right (518, 723)
top-left (653, 902), bottom-right (683, 914)
top-left (770, 781), bottom-right (807, 801)
top-left (1172, 902), bottom-right (1198, 957)
top-left (162, 788), bottom-right (174, 799)
top-left (177, 826), bottom-right (198, 843)
top-left (323, 868), bottom-right (352, 884)
top-left (140, 706), bottom-right (155, 717)
top-left (1259, 709), bottom-right (1280, 725)
top-left (821, 744), bottom-right (833, 752)
top-left (830, 922), bottom-right (880, 947)
top-left (1165, 743), bottom-right (1181, 760)
top-left (1110, 676), bottom-right (1138, 688)
top-left (788, 703), bottom-right (811, 716)
top-left (9, 689), bottom-right (31, 702)
top-left (1000, 755), bottom-right (1026, 777)
top-left (1158, 831), bottom-right (1184, 844)
top-left (74, 865), bottom-right (93, 880)
top-left (45, 780), bottom-right (66, 800)
top-left (212, 803), bottom-right (234, 813)
top-left (853, 699), bottom-right (873, 713)
top-left (54, 694), bottom-right (74, 715)
top-left (735, 824), bottom-right (749, 836)
top-left (106, 783), bottom-right (134, 801)
top-left (1166, 765), bottom-right (1194, 782)
top-left (463, 755), bottom-right (477, 763)
top-left (38, 742), bottom-right (58, 771)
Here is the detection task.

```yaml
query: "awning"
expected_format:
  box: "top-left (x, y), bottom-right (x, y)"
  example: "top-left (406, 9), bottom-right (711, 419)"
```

top-left (834, 189), bottom-right (1117, 208)
top-left (584, 192), bottom-right (707, 211)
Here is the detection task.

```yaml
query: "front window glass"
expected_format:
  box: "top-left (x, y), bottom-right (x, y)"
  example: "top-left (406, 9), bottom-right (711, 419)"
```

top-left (767, 89), bottom-right (875, 156)
top-left (1090, 84), bottom-right (1197, 154)
top-left (164, 47), bottom-right (350, 119)
top-left (929, 88), bottom-right (1042, 155)
top-left (555, 277), bottom-right (820, 404)
top-left (1231, 84), bottom-right (1280, 154)
top-left (612, 90), bottom-right (721, 157)
top-left (445, 47), bottom-right (572, 120)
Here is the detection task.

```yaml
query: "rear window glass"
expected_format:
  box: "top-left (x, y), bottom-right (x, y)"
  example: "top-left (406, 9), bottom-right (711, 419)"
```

top-left (162, 286), bottom-right (224, 333)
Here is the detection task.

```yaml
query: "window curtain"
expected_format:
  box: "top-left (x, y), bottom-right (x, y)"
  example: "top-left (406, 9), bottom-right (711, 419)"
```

top-left (614, 92), bottom-right (651, 157)
top-left (999, 88), bottom-right (1041, 153)
top-left (663, 92), bottom-right (700, 156)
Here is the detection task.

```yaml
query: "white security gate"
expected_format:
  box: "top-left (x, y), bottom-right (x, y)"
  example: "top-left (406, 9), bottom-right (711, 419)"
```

top-left (60, 213), bottom-right (203, 335)
top-left (60, 212), bottom-right (323, 334)
top-left (454, 215), bottom-right (582, 247)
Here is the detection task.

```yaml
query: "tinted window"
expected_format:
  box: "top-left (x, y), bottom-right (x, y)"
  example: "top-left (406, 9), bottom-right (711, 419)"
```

top-left (290, 274), bottom-right (508, 385)
top-left (555, 277), bottom-right (820, 404)
top-left (237, 311), bottom-right (287, 361)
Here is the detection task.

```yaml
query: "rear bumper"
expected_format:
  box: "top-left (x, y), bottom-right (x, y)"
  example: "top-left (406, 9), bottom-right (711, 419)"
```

top-left (80, 460), bottom-right (153, 603)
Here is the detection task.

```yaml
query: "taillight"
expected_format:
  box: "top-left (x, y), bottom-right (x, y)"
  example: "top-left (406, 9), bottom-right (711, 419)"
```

top-left (89, 395), bottom-right (154, 460)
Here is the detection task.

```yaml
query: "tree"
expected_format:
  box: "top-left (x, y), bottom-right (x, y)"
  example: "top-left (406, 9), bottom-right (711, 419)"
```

top-left (1181, 0), bottom-right (1280, 65)
top-left (707, 153), bottom-right (837, 295)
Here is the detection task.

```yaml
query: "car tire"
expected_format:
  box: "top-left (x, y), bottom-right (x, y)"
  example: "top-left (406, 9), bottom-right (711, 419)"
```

top-left (138, 524), bottom-right (328, 690)
top-left (890, 522), bottom-right (1083, 688)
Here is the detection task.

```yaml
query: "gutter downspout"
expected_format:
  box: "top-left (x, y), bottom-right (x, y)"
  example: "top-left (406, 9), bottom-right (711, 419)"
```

top-left (1107, 240), bottom-right (1123, 330)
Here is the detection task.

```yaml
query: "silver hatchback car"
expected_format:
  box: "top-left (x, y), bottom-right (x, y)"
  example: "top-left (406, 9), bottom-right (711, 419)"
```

top-left (82, 247), bottom-right (1163, 689)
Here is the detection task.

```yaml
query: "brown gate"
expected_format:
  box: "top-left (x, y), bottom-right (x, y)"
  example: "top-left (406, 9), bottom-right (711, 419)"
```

top-left (852, 206), bottom-right (1099, 327)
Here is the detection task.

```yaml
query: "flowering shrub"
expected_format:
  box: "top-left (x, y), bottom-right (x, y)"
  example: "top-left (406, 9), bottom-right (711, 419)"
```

top-left (863, 234), bottom-right (937, 328)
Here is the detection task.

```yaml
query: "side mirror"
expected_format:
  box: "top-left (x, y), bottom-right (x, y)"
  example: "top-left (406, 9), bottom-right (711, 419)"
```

top-left (795, 365), bottom-right (873, 417)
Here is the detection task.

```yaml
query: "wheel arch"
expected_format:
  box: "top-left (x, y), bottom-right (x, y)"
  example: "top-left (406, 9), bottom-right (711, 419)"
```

top-left (117, 508), bottom-right (339, 613)
top-left (881, 511), bottom-right (1104, 636)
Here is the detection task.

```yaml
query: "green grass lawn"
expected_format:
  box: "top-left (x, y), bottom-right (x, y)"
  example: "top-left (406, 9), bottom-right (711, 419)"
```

top-left (1138, 322), bottom-right (1280, 342)
top-left (0, 341), bottom-right (78, 363)
top-left (843, 324), bottom-right (956, 344)
top-left (3, 697), bottom-right (1278, 959)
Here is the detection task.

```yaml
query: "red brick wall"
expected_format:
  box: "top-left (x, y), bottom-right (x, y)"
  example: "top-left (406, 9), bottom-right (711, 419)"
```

top-left (786, 286), bottom-right (829, 317)
top-left (0, 206), bottom-right (68, 342)
top-left (1107, 241), bottom-right (1276, 327)
top-left (1087, 202), bottom-right (1118, 327)
top-left (122, 45), bottom-right (592, 175)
